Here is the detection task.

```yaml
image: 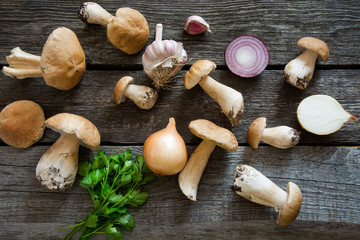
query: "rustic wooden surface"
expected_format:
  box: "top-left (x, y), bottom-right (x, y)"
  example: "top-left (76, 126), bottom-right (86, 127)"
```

top-left (0, 0), bottom-right (359, 239)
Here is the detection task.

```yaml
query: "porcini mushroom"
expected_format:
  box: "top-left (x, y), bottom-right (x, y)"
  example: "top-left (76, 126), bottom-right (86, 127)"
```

top-left (184, 60), bottom-right (244, 127)
top-left (2, 27), bottom-right (86, 90)
top-left (178, 119), bottom-right (238, 201)
top-left (234, 164), bottom-right (302, 226)
top-left (78, 2), bottom-right (149, 54)
top-left (284, 37), bottom-right (329, 90)
top-left (114, 76), bottom-right (158, 110)
top-left (36, 113), bottom-right (100, 191)
top-left (0, 100), bottom-right (45, 148)
top-left (248, 117), bottom-right (300, 149)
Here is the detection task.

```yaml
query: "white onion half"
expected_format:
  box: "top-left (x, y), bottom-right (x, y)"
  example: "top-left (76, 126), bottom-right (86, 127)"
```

top-left (297, 95), bottom-right (357, 135)
top-left (225, 35), bottom-right (269, 78)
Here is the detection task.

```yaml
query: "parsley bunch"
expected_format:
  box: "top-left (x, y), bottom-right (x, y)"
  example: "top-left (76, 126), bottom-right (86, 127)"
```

top-left (62, 149), bottom-right (154, 240)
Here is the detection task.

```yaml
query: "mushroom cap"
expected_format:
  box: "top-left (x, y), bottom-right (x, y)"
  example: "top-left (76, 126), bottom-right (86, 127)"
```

top-left (45, 113), bottom-right (100, 150)
top-left (0, 100), bottom-right (45, 148)
top-left (277, 182), bottom-right (303, 226)
top-left (189, 119), bottom-right (238, 151)
top-left (40, 27), bottom-right (86, 90)
top-left (248, 117), bottom-right (266, 149)
top-left (184, 60), bottom-right (216, 89)
top-left (297, 37), bottom-right (329, 61)
top-left (107, 8), bottom-right (149, 54)
top-left (113, 76), bottom-right (134, 104)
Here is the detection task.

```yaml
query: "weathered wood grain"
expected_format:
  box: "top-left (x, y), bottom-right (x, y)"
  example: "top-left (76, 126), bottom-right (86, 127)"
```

top-left (0, 145), bottom-right (359, 239)
top-left (1, 69), bottom-right (358, 145)
top-left (0, 0), bottom-right (359, 66)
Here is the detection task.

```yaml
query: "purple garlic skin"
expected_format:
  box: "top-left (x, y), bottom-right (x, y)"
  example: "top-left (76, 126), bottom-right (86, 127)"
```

top-left (184, 15), bottom-right (211, 35)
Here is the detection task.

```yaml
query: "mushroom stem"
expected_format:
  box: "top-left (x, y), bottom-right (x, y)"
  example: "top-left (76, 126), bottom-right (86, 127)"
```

top-left (2, 47), bottom-right (42, 79)
top-left (234, 165), bottom-right (288, 209)
top-left (123, 84), bottom-right (158, 110)
top-left (234, 165), bottom-right (302, 226)
top-left (78, 2), bottom-right (114, 26)
top-left (261, 126), bottom-right (300, 149)
top-left (199, 75), bottom-right (244, 127)
top-left (284, 49), bottom-right (318, 90)
top-left (36, 133), bottom-right (80, 191)
top-left (155, 23), bottom-right (163, 41)
top-left (178, 140), bottom-right (216, 201)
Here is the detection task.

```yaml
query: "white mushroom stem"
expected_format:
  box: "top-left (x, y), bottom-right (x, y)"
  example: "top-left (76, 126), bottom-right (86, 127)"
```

top-left (178, 140), bottom-right (216, 201)
top-left (284, 49), bottom-right (318, 90)
top-left (2, 47), bottom-right (42, 79)
top-left (36, 133), bottom-right (80, 191)
top-left (234, 165), bottom-right (288, 210)
top-left (199, 75), bottom-right (244, 127)
top-left (122, 84), bottom-right (158, 110)
top-left (261, 126), bottom-right (300, 149)
top-left (78, 2), bottom-right (114, 26)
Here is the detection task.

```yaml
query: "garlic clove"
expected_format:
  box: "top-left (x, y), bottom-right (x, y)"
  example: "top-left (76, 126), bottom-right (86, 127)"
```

top-left (297, 94), bottom-right (357, 135)
top-left (184, 15), bottom-right (211, 35)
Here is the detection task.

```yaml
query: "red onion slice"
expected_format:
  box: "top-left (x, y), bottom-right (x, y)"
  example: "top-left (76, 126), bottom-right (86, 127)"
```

top-left (225, 35), bottom-right (269, 78)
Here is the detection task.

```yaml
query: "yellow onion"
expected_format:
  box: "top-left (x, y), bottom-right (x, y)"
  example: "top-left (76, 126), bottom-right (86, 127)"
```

top-left (143, 117), bottom-right (187, 175)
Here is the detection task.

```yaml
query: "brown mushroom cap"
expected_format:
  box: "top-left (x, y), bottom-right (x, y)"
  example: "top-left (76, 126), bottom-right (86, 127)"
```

top-left (189, 119), bottom-right (238, 151)
top-left (0, 100), bottom-right (45, 148)
top-left (45, 113), bottom-right (100, 150)
top-left (297, 37), bottom-right (329, 61)
top-left (277, 182), bottom-right (303, 226)
top-left (113, 76), bottom-right (134, 104)
top-left (107, 8), bottom-right (149, 54)
top-left (184, 60), bottom-right (216, 89)
top-left (40, 27), bottom-right (86, 90)
top-left (248, 117), bottom-right (266, 149)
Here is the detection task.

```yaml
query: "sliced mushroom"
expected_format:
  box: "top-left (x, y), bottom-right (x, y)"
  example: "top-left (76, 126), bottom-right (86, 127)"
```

top-left (36, 113), bottom-right (101, 191)
top-left (178, 119), bottom-right (238, 201)
top-left (2, 27), bottom-right (86, 90)
top-left (78, 2), bottom-right (149, 54)
top-left (284, 37), bottom-right (329, 90)
top-left (234, 165), bottom-right (302, 226)
top-left (184, 60), bottom-right (244, 127)
top-left (0, 100), bottom-right (45, 148)
top-left (114, 76), bottom-right (158, 110)
top-left (248, 117), bottom-right (300, 149)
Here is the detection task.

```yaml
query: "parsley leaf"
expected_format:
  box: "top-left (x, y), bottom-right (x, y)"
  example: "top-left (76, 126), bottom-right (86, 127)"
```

top-left (105, 224), bottom-right (124, 240)
top-left (85, 214), bottom-right (98, 228)
top-left (78, 161), bottom-right (92, 177)
top-left (114, 213), bottom-right (136, 231)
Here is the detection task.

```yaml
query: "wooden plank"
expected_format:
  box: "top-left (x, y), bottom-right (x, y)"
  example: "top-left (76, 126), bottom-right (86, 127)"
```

top-left (0, 145), bottom-right (359, 238)
top-left (0, 0), bottom-right (359, 66)
top-left (1, 69), bottom-right (359, 145)
top-left (1, 221), bottom-right (359, 240)
top-left (1, 146), bottom-right (359, 218)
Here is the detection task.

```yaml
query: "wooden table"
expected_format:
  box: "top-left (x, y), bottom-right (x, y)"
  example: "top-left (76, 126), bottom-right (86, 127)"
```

top-left (1, 1), bottom-right (359, 239)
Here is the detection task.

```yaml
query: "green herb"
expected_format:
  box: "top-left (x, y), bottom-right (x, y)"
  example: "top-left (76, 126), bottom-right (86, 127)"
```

top-left (62, 149), bottom-right (154, 240)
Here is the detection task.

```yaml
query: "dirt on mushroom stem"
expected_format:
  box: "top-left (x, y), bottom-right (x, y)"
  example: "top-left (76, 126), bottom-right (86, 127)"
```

top-left (227, 107), bottom-right (244, 127)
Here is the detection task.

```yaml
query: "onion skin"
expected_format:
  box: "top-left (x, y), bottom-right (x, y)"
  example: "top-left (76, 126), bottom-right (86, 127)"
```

top-left (143, 118), bottom-right (187, 176)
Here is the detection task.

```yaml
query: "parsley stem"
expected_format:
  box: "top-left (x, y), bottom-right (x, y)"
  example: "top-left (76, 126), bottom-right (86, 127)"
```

top-left (63, 223), bottom-right (85, 240)
top-left (80, 221), bottom-right (108, 238)
top-left (61, 220), bottom-right (85, 229)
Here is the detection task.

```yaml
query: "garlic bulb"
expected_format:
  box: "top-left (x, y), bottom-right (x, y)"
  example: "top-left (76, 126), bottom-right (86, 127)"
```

top-left (297, 94), bottom-right (357, 135)
top-left (142, 23), bottom-right (187, 89)
top-left (184, 15), bottom-right (211, 35)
